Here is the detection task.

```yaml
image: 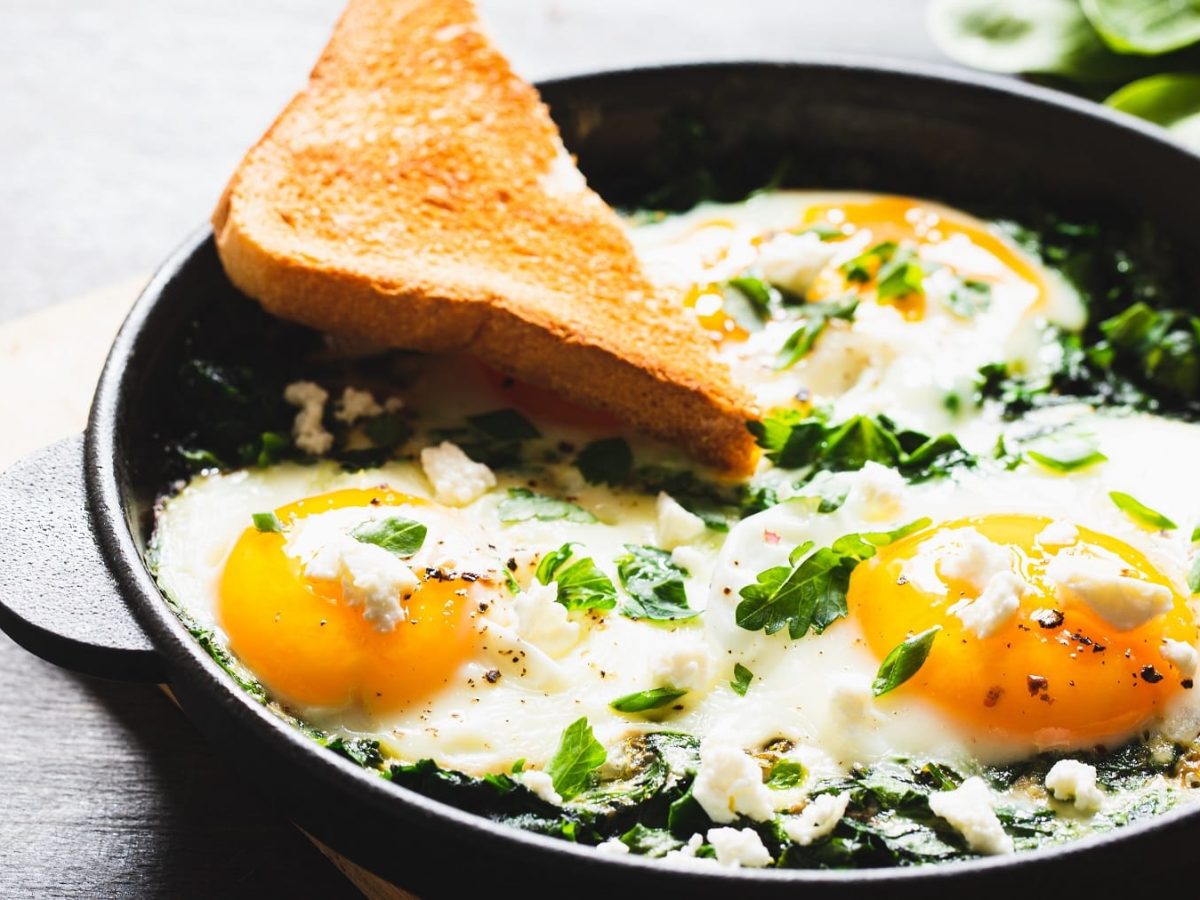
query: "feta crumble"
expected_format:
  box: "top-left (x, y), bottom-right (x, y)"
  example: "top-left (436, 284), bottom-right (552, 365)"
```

top-left (334, 386), bottom-right (383, 424)
top-left (1045, 759), bottom-right (1104, 813)
top-left (692, 741), bottom-right (774, 824)
top-left (937, 528), bottom-right (1012, 592)
top-left (518, 770), bottom-right (563, 805)
top-left (1037, 520), bottom-right (1079, 548)
top-left (927, 777), bottom-right (1013, 855)
top-left (594, 838), bottom-right (630, 856)
top-left (951, 570), bottom-right (1028, 638)
top-left (782, 792), bottom-right (850, 846)
top-left (849, 461), bottom-right (906, 522)
top-left (1162, 638), bottom-right (1199, 677)
top-left (1045, 554), bottom-right (1172, 632)
top-left (757, 231), bottom-right (838, 296)
top-left (283, 380), bottom-right (334, 455)
top-left (706, 827), bottom-right (772, 868)
top-left (652, 639), bottom-right (714, 692)
top-left (419, 441), bottom-right (497, 507)
top-left (514, 580), bottom-right (580, 658)
top-left (656, 492), bottom-right (706, 550)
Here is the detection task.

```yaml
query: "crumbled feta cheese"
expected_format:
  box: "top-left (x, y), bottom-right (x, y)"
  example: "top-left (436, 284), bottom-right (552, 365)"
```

top-left (283, 380), bottom-right (334, 455)
top-left (656, 492), bottom-right (706, 549)
top-left (284, 514), bottom-right (418, 632)
top-left (594, 838), bottom-right (630, 856)
top-left (692, 741), bottom-right (774, 824)
top-left (1162, 639), bottom-right (1199, 677)
top-left (782, 792), bottom-right (850, 846)
top-left (1045, 554), bottom-right (1172, 632)
top-left (334, 386), bottom-right (383, 424)
top-left (518, 770), bottom-right (563, 805)
top-left (652, 639), bottom-right (713, 692)
top-left (670, 545), bottom-right (705, 574)
top-left (383, 396), bottom-right (405, 413)
top-left (514, 580), bottom-right (580, 658)
top-left (937, 528), bottom-right (1012, 592)
top-left (849, 461), bottom-right (906, 522)
top-left (757, 231), bottom-right (838, 296)
top-left (927, 777), bottom-right (1013, 855)
top-left (420, 441), bottom-right (497, 506)
top-left (706, 827), bottom-right (772, 868)
top-left (951, 570), bottom-right (1028, 638)
top-left (1045, 759), bottom-right (1104, 813)
top-left (662, 833), bottom-right (707, 866)
top-left (1037, 520), bottom-right (1079, 548)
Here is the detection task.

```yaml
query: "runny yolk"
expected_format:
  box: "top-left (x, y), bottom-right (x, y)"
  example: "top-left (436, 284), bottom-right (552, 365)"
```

top-left (803, 196), bottom-right (1049, 322)
top-left (218, 488), bottom-right (479, 716)
top-left (850, 514), bottom-right (1196, 745)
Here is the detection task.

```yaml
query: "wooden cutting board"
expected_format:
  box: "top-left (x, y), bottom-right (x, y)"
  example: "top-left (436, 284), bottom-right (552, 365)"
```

top-left (0, 284), bottom-right (412, 899)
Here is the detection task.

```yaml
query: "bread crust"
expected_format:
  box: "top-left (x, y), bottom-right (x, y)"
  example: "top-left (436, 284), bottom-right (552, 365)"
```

top-left (213, 0), bottom-right (759, 472)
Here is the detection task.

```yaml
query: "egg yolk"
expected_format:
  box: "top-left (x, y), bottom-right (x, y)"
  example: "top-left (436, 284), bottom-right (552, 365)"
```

top-left (850, 514), bottom-right (1196, 744)
top-left (803, 196), bottom-right (1049, 321)
top-left (218, 488), bottom-right (479, 716)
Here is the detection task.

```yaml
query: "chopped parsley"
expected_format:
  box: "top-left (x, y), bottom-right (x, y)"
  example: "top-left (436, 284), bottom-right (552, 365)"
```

top-left (766, 759), bottom-right (807, 789)
top-left (546, 717), bottom-right (607, 801)
top-left (498, 488), bottom-right (597, 524)
top-left (872, 626), bottom-right (941, 697)
top-left (251, 512), bottom-right (283, 533)
top-left (350, 516), bottom-right (427, 557)
top-left (1109, 491), bottom-right (1177, 530)
top-left (730, 662), bottom-right (754, 696)
top-left (610, 687), bottom-right (689, 713)
top-left (1021, 426), bottom-right (1107, 473)
top-left (536, 543), bottom-right (618, 612)
top-left (615, 545), bottom-right (697, 621)
top-left (575, 437), bottom-right (633, 486)
top-left (776, 295), bottom-right (859, 370)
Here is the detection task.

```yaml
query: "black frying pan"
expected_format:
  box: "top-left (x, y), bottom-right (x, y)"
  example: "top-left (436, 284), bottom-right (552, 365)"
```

top-left (2, 61), bottom-right (1199, 898)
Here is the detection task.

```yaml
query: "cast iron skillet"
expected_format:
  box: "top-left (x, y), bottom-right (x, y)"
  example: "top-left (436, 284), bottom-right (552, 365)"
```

top-left (2, 60), bottom-right (1199, 898)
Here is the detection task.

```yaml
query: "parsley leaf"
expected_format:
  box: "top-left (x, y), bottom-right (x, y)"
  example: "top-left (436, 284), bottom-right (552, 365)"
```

top-left (610, 687), bottom-right (688, 713)
top-left (876, 247), bottom-right (925, 299)
top-left (498, 488), bottom-right (597, 524)
top-left (616, 545), bottom-right (697, 621)
top-left (730, 663), bottom-right (754, 696)
top-left (776, 295), bottom-right (859, 370)
top-left (575, 437), bottom-right (633, 486)
top-left (251, 512), bottom-right (283, 533)
top-left (467, 409), bottom-right (541, 441)
top-left (1109, 491), bottom-right (1177, 530)
top-left (546, 717), bottom-right (606, 800)
top-left (536, 543), bottom-right (618, 612)
top-left (1023, 427), bottom-right (1107, 473)
top-left (766, 760), bottom-right (807, 789)
top-left (872, 626), bottom-right (941, 697)
top-left (736, 520), bottom-right (930, 638)
top-left (842, 241), bottom-right (897, 283)
top-left (351, 516), bottom-right (427, 557)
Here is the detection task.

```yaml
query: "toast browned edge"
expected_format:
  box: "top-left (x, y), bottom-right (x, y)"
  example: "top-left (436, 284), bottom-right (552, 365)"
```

top-left (212, 0), bottom-right (760, 474)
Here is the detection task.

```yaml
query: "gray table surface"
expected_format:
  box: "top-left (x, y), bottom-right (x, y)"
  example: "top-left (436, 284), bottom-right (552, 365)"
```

top-left (0, 2), bottom-right (951, 896)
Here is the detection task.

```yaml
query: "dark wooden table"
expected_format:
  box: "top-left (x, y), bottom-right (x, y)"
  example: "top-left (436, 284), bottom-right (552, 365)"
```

top-left (0, 2), bottom-right (947, 895)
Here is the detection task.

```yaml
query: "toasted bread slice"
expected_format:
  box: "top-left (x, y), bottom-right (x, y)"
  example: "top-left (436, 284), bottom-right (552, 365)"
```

top-left (212, 0), bottom-right (758, 473)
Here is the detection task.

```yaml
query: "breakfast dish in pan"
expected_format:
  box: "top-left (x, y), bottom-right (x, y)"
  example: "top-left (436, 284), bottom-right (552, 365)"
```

top-left (147, 0), bottom-right (1200, 873)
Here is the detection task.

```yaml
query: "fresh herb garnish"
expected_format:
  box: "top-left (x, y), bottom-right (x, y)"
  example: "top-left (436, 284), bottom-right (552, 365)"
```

top-left (536, 543), bottom-right (618, 612)
top-left (616, 545), bottom-right (697, 621)
top-left (842, 241), bottom-right (898, 283)
top-left (351, 516), bottom-right (427, 557)
top-left (1022, 426), bottom-right (1107, 472)
top-left (766, 760), bottom-right (807, 790)
top-left (546, 717), bottom-right (607, 801)
top-left (730, 663), bottom-right (754, 696)
top-left (944, 278), bottom-right (992, 318)
top-left (776, 295), bottom-right (859, 369)
top-left (252, 512), bottom-right (283, 533)
top-left (498, 488), bottom-right (597, 524)
top-left (610, 687), bottom-right (689, 713)
top-left (735, 519), bottom-right (930, 638)
top-left (726, 276), bottom-right (776, 319)
top-left (875, 247), bottom-right (926, 300)
top-left (872, 626), bottom-right (941, 697)
top-left (575, 437), bottom-right (633, 486)
top-left (1109, 491), bottom-right (1177, 530)
top-left (467, 408), bottom-right (541, 441)
top-left (1189, 556), bottom-right (1200, 594)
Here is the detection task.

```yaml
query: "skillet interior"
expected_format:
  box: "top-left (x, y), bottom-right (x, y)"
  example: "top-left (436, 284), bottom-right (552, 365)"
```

top-left (92, 61), bottom-right (1200, 897)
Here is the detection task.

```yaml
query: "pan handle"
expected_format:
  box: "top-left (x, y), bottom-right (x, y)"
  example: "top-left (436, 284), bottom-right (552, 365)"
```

top-left (0, 435), bottom-right (163, 682)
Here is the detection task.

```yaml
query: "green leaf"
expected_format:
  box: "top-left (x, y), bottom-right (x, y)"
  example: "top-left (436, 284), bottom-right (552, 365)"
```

top-left (821, 416), bottom-right (904, 471)
top-left (944, 278), bottom-right (992, 318)
top-left (498, 488), bottom-right (597, 524)
top-left (1106, 74), bottom-right (1200, 151)
top-left (872, 626), bottom-right (941, 697)
top-left (927, 0), bottom-right (1149, 83)
top-left (546, 717), bottom-right (606, 801)
top-left (252, 512), bottom-right (283, 533)
top-left (1082, 0), bottom-right (1200, 55)
top-left (730, 663), bottom-right (754, 696)
top-left (620, 823), bottom-right (684, 857)
top-left (255, 431), bottom-right (291, 467)
top-left (1189, 556), bottom-right (1200, 594)
top-left (875, 248), bottom-right (925, 300)
top-left (766, 760), bottom-right (807, 790)
top-left (1109, 491), bottom-right (1177, 530)
top-left (1022, 427), bottom-right (1107, 473)
top-left (610, 686), bottom-right (688, 713)
top-left (1192, 525), bottom-right (1200, 543)
top-left (364, 413), bottom-right (411, 449)
top-left (720, 278), bottom-right (775, 331)
top-left (536, 543), bottom-right (618, 612)
top-left (467, 408), bottom-right (541, 441)
top-left (727, 276), bottom-right (775, 316)
top-left (616, 545), bottom-right (697, 621)
top-left (746, 409), bottom-right (830, 468)
top-left (841, 241), bottom-right (897, 283)
top-left (776, 295), bottom-right (859, 370)
top-left (575, 437), bottom-right (633, 486)
top-left (351, 516), bottom-right (427, 557)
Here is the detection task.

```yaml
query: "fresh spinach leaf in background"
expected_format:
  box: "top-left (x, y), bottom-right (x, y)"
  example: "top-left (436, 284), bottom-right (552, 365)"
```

top-left (1106, 73), bottom-right (1200, 145)
top-left (1082, 0), bottom-right (1200, 55)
